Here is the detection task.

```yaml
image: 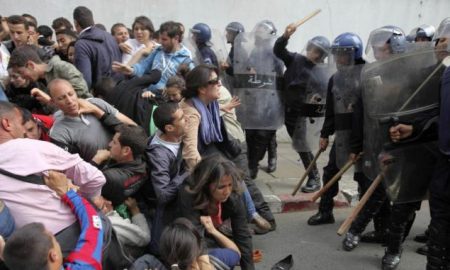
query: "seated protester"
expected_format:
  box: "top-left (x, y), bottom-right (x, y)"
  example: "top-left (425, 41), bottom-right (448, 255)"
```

top-left (21, 107), bottom-right (54, 141)
top-left (130, 218), bottom-right (240, 270)
top-left (92, 196), bottom-right (150, 259)
top-left (6, 69), bottom-right (51, 114)
top-left (111, 23), bottom-right (130, 44)
top-left (90, 124), bottom-right (148, 207)
top-left (0, 101), bottom-right (105, 256)
top-left (2, 171), bottom-right (103, 270)
top-left (93, 69), bottom-right (161, 135)
top-left (112, 21), bottom-right (195, 99)
top-left (8, 45), bottom-right (92, 99)
top-left (55, 29), bottom-right (78, 62)
top-left (145, 102), bottom-right (189, 254)
top-left (163, 74), bottom-right (186, 103)
top-left (34, 79), bottom-right (136, 161)
top-left (178, 155), bottom-right (253, 270)
top-left (180, 64), bottom-right (272, 233)
top-left (121, 16), bottom-right (158, 66)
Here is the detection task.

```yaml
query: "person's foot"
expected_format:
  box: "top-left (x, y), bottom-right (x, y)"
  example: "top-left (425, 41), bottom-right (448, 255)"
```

top-left (249, 167), bottom-right (258, 179)
top-left (267, 157), bottom-right (277, 173)
top-left (413, 231), bottom-right (428, 243)
top-left (342, 232), bottom-right (361, 251)
top-left (301, 177), bottom-right (321, 193)
top-left (307, 212), bottom-right (335, 226)
top-left (361, 230), bottom-right (387, 243)
top-left (381, 249), bottom-right (402, 270)
top-left (252, 213), bottom-right (272, 231)
top-left (416, 244), bottom-right (428, 256)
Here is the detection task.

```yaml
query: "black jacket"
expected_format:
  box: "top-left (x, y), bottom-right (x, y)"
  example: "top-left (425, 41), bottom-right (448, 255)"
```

top-left (98, 156), bottom-right (148, 206)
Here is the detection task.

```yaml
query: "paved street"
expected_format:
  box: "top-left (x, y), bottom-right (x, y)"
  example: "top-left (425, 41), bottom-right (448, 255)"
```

top-left (251, 204), bottom-right (429, 270)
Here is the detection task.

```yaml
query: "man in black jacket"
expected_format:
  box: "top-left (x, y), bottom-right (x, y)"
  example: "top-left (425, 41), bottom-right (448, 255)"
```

top-left (91, 124), bottom-right (148, 207)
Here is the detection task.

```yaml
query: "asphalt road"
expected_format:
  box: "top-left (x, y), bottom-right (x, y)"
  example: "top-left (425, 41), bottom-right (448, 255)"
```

top-left (252, 204), bottom-right (430, 270)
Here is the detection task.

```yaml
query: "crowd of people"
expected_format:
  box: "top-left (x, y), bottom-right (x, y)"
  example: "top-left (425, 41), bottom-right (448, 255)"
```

top-left (0, 5), bottom-right (449, 270)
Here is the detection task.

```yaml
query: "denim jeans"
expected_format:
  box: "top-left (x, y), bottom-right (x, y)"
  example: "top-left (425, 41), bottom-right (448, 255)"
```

top-left (0, 201), bottom-right (15, 238)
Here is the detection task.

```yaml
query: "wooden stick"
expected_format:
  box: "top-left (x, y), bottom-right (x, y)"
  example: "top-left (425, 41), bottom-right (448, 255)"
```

top-left (292, 149), bottom-right (323, 196)
top-left (310, 156), bottom-right (359, 202)
top-left (337, 172), bottom-right (384, 236)
top-left (294, 9), bottom-right (322, 28)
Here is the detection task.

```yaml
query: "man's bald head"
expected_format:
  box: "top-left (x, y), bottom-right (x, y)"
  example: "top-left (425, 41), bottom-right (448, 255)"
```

top-left (0, 101), bottom-right (26, 141)
top-left (48, 79), bottom-right (79, 117)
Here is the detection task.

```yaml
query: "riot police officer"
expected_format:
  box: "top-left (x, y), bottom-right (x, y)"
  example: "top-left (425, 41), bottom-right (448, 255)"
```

top-left (190, 23), bottom-right (219, 67)
top-left (307, 32), bottom-right (368, 225)
top-left (273, 23), bottom-right (332, 192)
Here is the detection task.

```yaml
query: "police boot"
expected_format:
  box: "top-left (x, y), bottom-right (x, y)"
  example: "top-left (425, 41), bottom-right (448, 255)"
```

top-left (416, 244), bottom-right (428, 256)
top-left (267, 135), bottom-right (277, 173)
top-left (308, 196), bottom-right (335, 226)
top-left (342, 231), bottom-right (361, 251)
top-left (299, 152), bottom-right (321, 193)
top-left (414, 229), bottom-right (429, 243)
top-left (361, 202), bottom-right (390, 244)
top-left (426, 224), bottom-right (450, 270)
top-left (382, 229), bottom-right (404, 270)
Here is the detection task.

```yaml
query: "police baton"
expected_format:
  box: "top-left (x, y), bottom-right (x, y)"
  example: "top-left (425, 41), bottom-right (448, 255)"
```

top-left (310, 153), bottom-right (362, 202)
top-left (337, 166), bottom-right (387, 236)
top-left (293, 9), bottom-right (322, 28)
top-left (292, 149), bottom-right (323, 196)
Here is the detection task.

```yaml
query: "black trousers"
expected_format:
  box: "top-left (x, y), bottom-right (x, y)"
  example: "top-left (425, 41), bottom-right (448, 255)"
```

top-left (319, 143), bottom-right (371, 213)
top-left (246, 129), bottom-right (276, 170)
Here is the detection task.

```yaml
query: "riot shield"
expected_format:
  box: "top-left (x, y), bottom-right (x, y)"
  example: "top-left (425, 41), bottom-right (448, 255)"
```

top-left (292, 63), bottom-right (335, 153)
top-left (331, 64), bottom-right (364, 169)
top-left (232, 31), bottom-right (285, 130)
top-left (361, 46), bottom-right (441, 202)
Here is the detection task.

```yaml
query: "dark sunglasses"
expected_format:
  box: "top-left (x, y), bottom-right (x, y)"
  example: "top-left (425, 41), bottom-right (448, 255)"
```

top-left (207, 77), bottom-right (221, 85)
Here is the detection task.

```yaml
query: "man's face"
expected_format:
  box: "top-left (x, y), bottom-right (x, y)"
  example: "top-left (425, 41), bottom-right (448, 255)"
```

top-left (168, 108), bottom-right (186, 137)
top-left (28, 25), bottom-right (39, 46)
top-left (56, 34), bottom-right (75, 53)
top-left (160, 32), bottom-right (178, 53)
top-left (8, 70), bottom-right (29, 88)
top-left (108, 133), bottom-right (124, 161)
top-left (225, 30), bottom-right (235, 44)
top-left (13, 63), bottom-right (40, 82)
top-left (306, 47), bottom-right (323, 64)
top-left (113, 26), bottom-right (129, 44)
top-left (67, 46), bottom-right (76, 63)
top-left (50, 82), bottom-right (79, 117)
top-left (8, 23), bottom-right (29, 47)
top-left (373, 43), bottom-right (392, 61)
top-left (23, 119), bottom-right (41, 139)
top-left (435, 37), bottom-right (449, 62)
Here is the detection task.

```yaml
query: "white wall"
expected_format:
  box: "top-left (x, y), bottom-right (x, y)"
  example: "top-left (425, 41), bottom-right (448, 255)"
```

top-left (2, 0), bottom-right (449, 54)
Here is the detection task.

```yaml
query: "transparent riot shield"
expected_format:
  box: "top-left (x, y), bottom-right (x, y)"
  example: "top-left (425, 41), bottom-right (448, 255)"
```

top-left (331, 64), bottom-right (364, 168)
top-left (232, 31), bottom-right (284, 130)
top-left (292, 63), bottom-right (335, 153)
top-left (361, 46), bottom-right (442, 202)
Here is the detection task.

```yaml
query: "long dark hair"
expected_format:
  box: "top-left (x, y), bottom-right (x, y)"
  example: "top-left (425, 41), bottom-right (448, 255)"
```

top-left (187, 153), bottom-right (242, 214)
top-left (159, 218), bottom-right (202, 270)
top-left (182, 64), bottom-right (219, 99)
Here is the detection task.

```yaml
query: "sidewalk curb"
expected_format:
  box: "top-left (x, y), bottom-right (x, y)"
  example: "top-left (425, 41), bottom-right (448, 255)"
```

top-left (265, 192), bottom-right (350, 214)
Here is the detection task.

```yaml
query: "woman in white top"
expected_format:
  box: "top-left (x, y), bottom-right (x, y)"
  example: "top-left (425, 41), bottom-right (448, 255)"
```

top-left (121, 16), bottom-right (158, 65)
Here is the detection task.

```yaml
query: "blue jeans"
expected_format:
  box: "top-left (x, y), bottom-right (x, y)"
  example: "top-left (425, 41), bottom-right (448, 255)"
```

top-left (241, 182), bottom-right (257, 220)
top-left (0, 202), bottom-right (15, 237)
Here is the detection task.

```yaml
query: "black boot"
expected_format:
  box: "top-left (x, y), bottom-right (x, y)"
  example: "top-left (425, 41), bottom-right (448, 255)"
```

top-left (342, 231), bottom-right (361, 251)
top-left (299, 152), bottom-right (321, 193)
top-left (414, 229), bottom-right (429, 243)
top-left (307, 211), bottom-right (335, 225)
top-left (382, 248), bottom-right (402, 270)
top-left (249, 167), bottom-right (258, 179)
top-left (417, 244), bottom-right (428, 256)
top-left (361, 200), bottom-right (390, 244)
top-left (267, 134), bottom-right (277, 173)
top-left (426, 223), bottom-right (450, 270)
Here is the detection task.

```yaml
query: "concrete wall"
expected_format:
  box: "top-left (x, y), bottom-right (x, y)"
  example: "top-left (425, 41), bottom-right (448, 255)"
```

top-left (2, 0), bottom-right (449, 52)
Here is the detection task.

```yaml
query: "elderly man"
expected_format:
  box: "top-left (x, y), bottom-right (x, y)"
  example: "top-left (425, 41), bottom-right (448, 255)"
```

top-left (43, 79), bottom-right (135, 161)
